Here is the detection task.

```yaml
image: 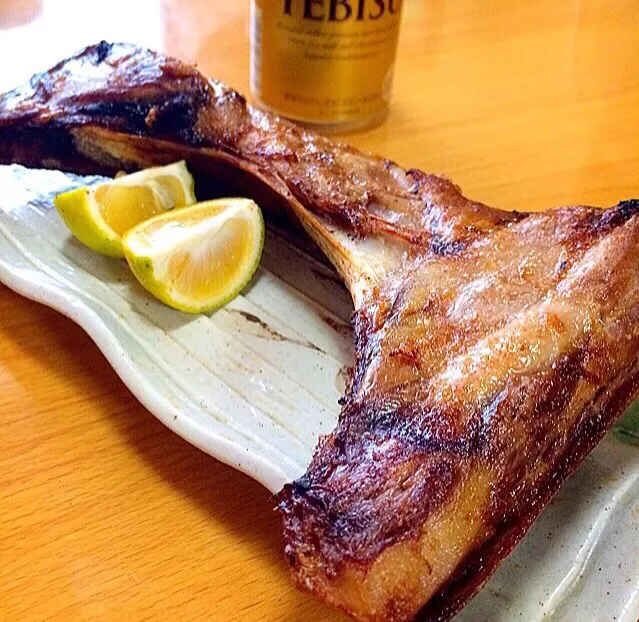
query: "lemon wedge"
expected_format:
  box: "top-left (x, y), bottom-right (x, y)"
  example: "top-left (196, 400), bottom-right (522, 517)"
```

top-left (122, 198), bottom-right (264, 313)
top-left (54, 160), bottom-right (196, 258)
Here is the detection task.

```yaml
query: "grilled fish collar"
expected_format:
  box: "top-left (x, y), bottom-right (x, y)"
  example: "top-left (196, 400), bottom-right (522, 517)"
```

top-left (1, 42), bottom-right (639, 621)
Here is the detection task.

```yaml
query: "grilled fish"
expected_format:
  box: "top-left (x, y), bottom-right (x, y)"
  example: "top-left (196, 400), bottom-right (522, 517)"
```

top-left (1, 42), bottom-right (638, 621)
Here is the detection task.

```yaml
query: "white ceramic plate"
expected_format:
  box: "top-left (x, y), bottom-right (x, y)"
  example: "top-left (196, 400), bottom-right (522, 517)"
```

top-left (0, 165), bottom-right (637, 621)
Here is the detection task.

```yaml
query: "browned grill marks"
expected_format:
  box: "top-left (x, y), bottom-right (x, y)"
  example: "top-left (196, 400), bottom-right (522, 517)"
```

top-left (1, 42), bottom-right (638, 622)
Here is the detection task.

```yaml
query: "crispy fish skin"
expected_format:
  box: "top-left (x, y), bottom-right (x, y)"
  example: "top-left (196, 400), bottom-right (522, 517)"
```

top-left (1, 42), bottom-right (639, 622)
top-left (280, 201), bottom-right (639, 620)
top-left (0, 41), bottom-right (519, 301)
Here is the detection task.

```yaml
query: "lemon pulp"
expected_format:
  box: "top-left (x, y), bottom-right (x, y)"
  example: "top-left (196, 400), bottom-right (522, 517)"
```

top-left (54, 160), bottom-right (196, 257)
top-left (122, 198), bottom-right (264, 313)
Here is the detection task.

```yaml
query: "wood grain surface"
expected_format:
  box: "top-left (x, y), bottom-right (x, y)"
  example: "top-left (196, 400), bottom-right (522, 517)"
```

top-left (1, 1), bottom-right (638, 620)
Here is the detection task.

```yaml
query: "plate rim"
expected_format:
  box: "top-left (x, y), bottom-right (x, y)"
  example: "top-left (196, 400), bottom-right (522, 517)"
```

top-left (0, 253), bottom-right (289, 493)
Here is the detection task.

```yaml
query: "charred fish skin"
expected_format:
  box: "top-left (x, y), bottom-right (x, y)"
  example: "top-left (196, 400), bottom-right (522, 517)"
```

top-left (1, 42), bottom-right (639, 622)
top-left (281, 203), bottom-right (639, 621)
top-left (0, 41), bottom-right (211, 175)
top-left (0, 41), bottom-right (521, 283)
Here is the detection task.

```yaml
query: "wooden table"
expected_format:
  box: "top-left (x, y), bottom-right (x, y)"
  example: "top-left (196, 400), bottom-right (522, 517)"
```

top-left (1, 1), bottom-right (638, 620)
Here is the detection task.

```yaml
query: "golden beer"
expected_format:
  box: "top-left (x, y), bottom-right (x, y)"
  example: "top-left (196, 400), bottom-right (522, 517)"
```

top-left (250, 0), bottom-right (403, 131)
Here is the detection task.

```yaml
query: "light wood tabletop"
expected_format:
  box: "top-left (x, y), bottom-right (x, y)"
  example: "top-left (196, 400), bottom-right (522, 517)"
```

top-left (1, 1), bottom-right (638, 620)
